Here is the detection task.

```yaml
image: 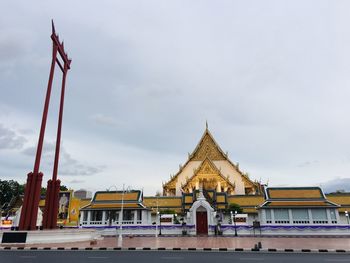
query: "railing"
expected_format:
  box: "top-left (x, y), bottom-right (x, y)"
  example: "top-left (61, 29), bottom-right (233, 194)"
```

top-left (82, 220), bottom-right (143, 225)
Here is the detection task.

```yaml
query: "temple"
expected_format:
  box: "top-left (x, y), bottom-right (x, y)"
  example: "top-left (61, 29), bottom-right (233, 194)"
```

top-left (163, 125), bottom-right (260, 196)
top-left (3, 125), bottom-right (350, 236)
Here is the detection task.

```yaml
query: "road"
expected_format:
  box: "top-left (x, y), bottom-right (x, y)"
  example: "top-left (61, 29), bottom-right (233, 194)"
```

top-left (1, 250), bottom-right (350, 263)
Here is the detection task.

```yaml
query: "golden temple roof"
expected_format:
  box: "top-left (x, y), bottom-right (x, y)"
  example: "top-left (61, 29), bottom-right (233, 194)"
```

top-left (259, 187), bottom-right (339, 209)
top-left (266, 187), bottom-right (324, 199)
top-left (326, 193), bottom-right (350, 213)
top-left (163, 126), bottom-right (259, 193)
top-left (81, 190), bottom-right (146, 210)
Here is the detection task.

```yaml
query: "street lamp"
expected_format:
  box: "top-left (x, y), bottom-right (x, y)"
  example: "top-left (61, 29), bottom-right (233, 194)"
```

top-left (231, 210), bottom-right (238, 237)
top-left (117, 184), bottom-right (132, 247)
top-left (159, 212), bottom-right (162, 236)
top-left (345, 211), bottom-right (349, 225)
top-left (118, 184), bottom-right (125, 246)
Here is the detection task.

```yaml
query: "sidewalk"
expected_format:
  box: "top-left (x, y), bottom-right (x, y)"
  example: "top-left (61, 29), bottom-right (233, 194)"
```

top-left (2, 236), bottom-right (350, 250)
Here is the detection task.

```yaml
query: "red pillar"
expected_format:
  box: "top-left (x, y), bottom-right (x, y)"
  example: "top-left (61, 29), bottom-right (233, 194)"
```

top-left (19, 21), bottom-right (71, 231)
top-left (43, 62), bottom-right (68, 229)
top-left (19, 43), bottom-right (58, 231)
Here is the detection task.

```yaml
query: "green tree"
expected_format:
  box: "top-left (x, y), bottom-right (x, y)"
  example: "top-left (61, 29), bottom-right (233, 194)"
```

top-left (226, 203), bottom-right (243, 214)
top-left (0, 180), bottom-right (22, 207)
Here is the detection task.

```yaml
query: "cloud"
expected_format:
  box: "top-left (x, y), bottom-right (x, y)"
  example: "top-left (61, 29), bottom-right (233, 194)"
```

top-left (69, 179), bottom-right (85, 184)
top-left (297, 160), bottom-right (319, 168)
top-left (90, 114), bottom-right (119, 127)
top-left (22, 141), bottom-right (104, 177)
top-left (322, 178), bottom-right (350, 194)
top-left (0, 124), bottom-right (27, 150)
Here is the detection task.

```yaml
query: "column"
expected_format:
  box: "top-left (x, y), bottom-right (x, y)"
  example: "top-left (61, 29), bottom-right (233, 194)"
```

top-left (195, 181), bottom-right (199, 190)
top-left (326, 209), bottom-right (331, 224)
top-left (217, 181), bottom-right (221, 192)
top-left (80, 211), bottom-right (84, 226)
top-left (271, 209), bottom-right (275, 223)
top-left (133, 211), bottom-right (137, 224)
top-left (102, 211), bottom-right (106, 225)
top-left (118, 210), bottom-right (123, 224)
top-left (288, 209), bottom-right (293, 224)
top-left (308, 209), bottom-right (313, 224)
top-left (87, 211), bottom-right (91, 226)
top-left (260, 209), bottom-right (265, 224)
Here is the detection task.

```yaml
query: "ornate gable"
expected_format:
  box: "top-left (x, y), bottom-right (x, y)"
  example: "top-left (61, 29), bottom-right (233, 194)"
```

top-left (189, 128), bottom-right (227, 161)
top-left (182, 157), bottom-right (235, 193)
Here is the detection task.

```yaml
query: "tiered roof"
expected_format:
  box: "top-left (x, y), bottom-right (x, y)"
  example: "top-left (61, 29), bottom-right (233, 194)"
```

top-left (163, 126), bottom-right (259, 194)
top-left (81, 190), bottom-right (147, 210)
top-left (259, 187), bottom-right (339, 208)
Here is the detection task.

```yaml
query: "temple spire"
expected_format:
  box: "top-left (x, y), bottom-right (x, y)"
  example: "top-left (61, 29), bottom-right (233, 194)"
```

top-left (206, 120), bottom-right (208, 130)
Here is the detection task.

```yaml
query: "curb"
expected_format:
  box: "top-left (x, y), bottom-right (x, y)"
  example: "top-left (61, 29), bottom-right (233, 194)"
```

top-left (0, 246), bottom-right (349, 253)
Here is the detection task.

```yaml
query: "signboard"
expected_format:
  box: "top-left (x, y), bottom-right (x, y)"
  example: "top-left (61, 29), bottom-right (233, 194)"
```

top-left (1, 220), bottom-right (13, 226)
top-left (2, 232), bottom-right (27, 243)
top-left (58, 191), bottom-right (71, 220)
top-left (160, 217), bottom-right (172, 223)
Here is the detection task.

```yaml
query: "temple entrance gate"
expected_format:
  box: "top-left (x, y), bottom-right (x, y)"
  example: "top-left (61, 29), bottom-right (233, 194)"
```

top-left (196, 208), bottom-right (208, 235)
top-left (188, 189), bottom-right (215, 235)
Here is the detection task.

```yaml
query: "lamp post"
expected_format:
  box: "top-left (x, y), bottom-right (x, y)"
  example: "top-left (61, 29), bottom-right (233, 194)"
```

top-left (231, 210), bottom-right (238, 237)
top-left (159, 212), bottom-right (162, 236)
top-left (345, 211), bottom-right (349, 225)
top-left (117, 184), bottom-right (125, 247)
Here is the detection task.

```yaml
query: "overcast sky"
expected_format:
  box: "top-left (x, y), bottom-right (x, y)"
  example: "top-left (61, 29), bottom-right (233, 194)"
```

top-left (1, 0), bottom-right (350, 195)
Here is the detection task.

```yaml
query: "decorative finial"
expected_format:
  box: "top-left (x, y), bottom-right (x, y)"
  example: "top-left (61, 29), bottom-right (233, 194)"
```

top-left (51, 19), bottom-right (56, 34)
top-left (206, 120), bottom-right (208, 130)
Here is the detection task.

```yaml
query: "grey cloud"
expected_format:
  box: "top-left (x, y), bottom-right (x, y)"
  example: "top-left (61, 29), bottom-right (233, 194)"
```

top-left (59, 151), bottom-right (104, 176)
top-left (0, 124), bottom-right (27, 150)
top-left (22, 141), bottom-right (103, 177)
top-left (90, 114), bottom-right (119, 127)
top-left (1, 1), bottom-right (350, 193)
top-left (322, 178), bottom-right (350, 194)
top-left (69, 179), bottom-right (85, 184)
top-left (297, 160), bottom-right (319, 168)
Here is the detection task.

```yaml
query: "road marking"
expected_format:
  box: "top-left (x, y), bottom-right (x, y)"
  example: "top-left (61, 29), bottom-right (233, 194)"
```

top-left (19, 256), bottom-right (37, 258)
top-left (239, 258), bottom-right (264, 261)
top-left (88, 256), bottom-right (109, 259)
top-left (161, 257), bottom-right (185, 260)
top-left (324, 259), bottom-right (350, 262)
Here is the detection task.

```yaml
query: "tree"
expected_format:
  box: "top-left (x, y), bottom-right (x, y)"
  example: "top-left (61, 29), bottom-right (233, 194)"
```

top-left (0, 180), bottom-right (22, 207)
top-left (226, 203), bottom-right (243, 214)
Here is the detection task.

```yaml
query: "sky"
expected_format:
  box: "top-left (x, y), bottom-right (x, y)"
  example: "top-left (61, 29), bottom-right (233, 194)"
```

top-left (1, 0), bottom-right (350, 195)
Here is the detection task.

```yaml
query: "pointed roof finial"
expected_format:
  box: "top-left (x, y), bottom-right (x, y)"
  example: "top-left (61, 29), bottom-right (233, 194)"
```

top-left (206, 120), bottom-right (208, 130)
top-left (51, 19), bottom-right (56, 34)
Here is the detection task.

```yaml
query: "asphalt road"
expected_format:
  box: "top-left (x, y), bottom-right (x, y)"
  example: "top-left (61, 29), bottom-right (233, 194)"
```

top-left (1, 251), bottom-right (350, 263)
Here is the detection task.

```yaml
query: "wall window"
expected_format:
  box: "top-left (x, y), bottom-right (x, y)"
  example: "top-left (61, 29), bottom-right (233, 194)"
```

top-left (265, 209), bottom-right (272, 224)
top-left (311, 209), bottom-right (328, 224)
top-left (292, 209), bottom-right (309, 224)
top-left (92, 210), bottom-right (103, 221)
top-left (83, 211), bottom-right (88, 221)
top-left (329, 209), bottom-right (337, 224)
top-left (273, 209), bottom-right (290, 224)
top-left (137, 210), bottom-right (142, 221)
top-left (123, 210), bottom-right (133, 221)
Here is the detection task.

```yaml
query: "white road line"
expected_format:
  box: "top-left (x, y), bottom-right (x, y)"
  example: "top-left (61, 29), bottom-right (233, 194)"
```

top-left (239, 258), bottom-right (264, 261)
top-left (161, 257), bottom-right (185, 260)
top-left (324, 259), bottom-right (350, 262)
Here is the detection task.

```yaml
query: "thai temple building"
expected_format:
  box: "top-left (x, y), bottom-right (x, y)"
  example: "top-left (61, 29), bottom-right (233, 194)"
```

top-left (2, 126), bottom-right (350, 235)
top-left (74, 126), bottom-right (350, 236)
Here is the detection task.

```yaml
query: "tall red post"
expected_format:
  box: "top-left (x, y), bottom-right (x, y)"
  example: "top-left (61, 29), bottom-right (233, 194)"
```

top-left (19, 21), bottom-right (71, 230)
